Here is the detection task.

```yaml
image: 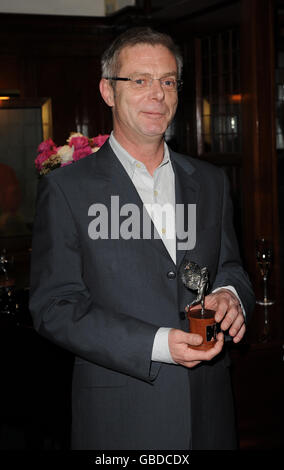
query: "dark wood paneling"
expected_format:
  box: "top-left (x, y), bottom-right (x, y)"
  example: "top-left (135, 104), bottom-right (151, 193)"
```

top-left (36, 56), bottom-right (110, 143)
top-left (0, 56), bottom-right (19, 89)
top-left (0, 13), bottom-right (114, 144)
top-left (171, 1), bottom-right (284, 450)
top-left (240, 0), bottom-right (281, 343)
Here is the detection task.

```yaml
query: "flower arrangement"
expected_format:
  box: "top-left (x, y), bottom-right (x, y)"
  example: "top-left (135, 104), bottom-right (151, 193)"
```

top-left (35, 133), bottom-right (109, 175)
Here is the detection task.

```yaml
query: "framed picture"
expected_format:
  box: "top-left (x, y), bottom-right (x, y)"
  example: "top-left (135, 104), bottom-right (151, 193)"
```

top-left (0, 98), bottom-right (52, 238)
top-left (0, 98), bottom-right (52, 287)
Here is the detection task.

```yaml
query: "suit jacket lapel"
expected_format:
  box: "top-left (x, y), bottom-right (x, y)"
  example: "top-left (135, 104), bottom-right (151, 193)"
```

top-left (93, 142), bottom-right (173, 263)
top-left (170, 151), bottom-right (200, 271)
top-left (92, 143), bottom-right (200, 268)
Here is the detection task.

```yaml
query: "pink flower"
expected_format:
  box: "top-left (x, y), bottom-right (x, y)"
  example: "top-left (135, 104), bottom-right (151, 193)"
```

top-left (68, 136), bottom-right (89, 150)
top-left (92, 134), bottom-right (109, 147)
top-left (35, 133), bottom-right (110, 174)
top-left (37, 138), bottom-right (57, 154)
top-left (35, 138), bottom-right (58, 170)
top-left (68, 135), bottom-right (93, 160)
top-left (73, 146), bottom-right (93, 161)
top-left (35, 153), bottom-right (49, 171)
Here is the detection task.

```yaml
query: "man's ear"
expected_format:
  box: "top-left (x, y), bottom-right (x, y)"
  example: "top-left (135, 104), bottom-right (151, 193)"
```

top-left (99, 78), bottom-right (115, 107)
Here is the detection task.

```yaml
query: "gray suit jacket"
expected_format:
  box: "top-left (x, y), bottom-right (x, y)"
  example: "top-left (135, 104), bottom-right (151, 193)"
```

top-left (29, 141), bottom-right (255, 450)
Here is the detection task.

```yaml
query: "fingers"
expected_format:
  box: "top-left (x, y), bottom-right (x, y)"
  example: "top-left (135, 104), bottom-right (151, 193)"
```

top-left (228, 308), bottom-right (245, 336)
top-left (169, 328), bottom-right (224, 368)
top-left (188, 332), bottom-right (224, 362)
top-left (208, 290), bottom-right (246, 342)
top-left (169, 328), bottom-right (203, 347)
top-left (232, 323), bottom-right (246, 343)
top-left (218, 306), bottom-right (245, 342)
top-left (179, 333), bottom-right (224, 368)
top-left (219, 306), bottom-right (239, 331)
top-left (217, 301), bottom-right (245, 339)
top-left (214, 292), bottom-right (240, 324)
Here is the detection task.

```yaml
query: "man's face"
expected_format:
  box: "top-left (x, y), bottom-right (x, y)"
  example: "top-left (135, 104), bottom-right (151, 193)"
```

top-left (101, 44), bottom-right (178, 143)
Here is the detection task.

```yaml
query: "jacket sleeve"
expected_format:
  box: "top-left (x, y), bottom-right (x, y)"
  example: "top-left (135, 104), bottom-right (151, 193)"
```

top-left (29, 175), bottom-right (161, 382)
top-left (211, 170), bottom-right (255, 322)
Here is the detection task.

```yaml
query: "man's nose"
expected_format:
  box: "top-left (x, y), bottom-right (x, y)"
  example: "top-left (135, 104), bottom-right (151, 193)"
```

top-left (149, 79), bottom-right (165, 100)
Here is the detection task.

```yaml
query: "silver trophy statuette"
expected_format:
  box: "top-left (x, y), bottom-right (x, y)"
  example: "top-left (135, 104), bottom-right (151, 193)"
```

top-left (180, 260), bottom-right (209, 315)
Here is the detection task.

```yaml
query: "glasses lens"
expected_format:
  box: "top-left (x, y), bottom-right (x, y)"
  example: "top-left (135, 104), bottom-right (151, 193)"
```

top-left (130, 74), bottom-right (151, 88)
top-left (160, 78), bottom-right (177, 91)
top-left (128, 74), bottom-right (182, 92)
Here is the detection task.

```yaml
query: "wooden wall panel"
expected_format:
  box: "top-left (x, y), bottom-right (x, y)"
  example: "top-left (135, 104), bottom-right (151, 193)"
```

top-left (0, 56), bottom-right (19, 89)
top-left (240, 0), bottom-right (281, 343)
top-left (0, 13), bottom-right (114, 145)
top-left (36, 56), bottom-right (111, 144)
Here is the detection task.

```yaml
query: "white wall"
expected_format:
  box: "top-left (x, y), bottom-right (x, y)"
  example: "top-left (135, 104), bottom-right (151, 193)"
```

top-left (0, 0), bottom-right (106, 17)
top-left (105, 0), bottom-right (135, 15)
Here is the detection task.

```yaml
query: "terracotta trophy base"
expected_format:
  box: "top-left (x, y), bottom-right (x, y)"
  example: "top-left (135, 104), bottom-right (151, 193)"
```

top-left (187, 308), bottom-right (220, 350)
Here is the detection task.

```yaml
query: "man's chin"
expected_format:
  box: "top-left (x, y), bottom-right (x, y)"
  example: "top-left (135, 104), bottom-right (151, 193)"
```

top-left (139, 125), bottom-right (167, 138)
top-left (140, 131), bottom-right (166, 140)
top-left (139, 116), bottom-right (169, 134)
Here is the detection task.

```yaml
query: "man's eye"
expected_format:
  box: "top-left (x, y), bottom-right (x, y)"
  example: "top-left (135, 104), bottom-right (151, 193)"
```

top-left (134, 78), bottom-right (147, 86)
top-left (163, 79), bottom-right (176, 87)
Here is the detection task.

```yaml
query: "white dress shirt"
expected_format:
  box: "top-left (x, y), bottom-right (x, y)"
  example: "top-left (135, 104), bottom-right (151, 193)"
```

top-left (109, 132), bottom-right (244, 365)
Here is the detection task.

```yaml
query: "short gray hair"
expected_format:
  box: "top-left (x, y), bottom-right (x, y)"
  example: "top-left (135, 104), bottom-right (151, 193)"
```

top-left (101, 27), bottom-right (183, 80)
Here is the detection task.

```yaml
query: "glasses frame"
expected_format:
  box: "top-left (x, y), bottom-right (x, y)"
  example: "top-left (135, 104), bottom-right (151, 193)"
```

top-left (105, 75), bottom-right (183, 92)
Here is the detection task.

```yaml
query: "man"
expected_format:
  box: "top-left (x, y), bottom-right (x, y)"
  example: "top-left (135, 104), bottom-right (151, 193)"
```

top-left (29, 27), bottom-right (255, 450)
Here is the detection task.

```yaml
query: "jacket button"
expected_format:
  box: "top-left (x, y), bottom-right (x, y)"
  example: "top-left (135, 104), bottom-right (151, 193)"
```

top-left (167, 270), bottom-right (176, 279)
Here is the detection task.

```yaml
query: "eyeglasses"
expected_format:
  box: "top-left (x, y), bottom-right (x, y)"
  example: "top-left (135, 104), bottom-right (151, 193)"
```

top-left (105, 73), bottom-right (183, 92)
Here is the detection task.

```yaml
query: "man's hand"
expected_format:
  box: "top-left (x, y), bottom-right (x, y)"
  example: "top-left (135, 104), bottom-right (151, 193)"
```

top-left (189, 288), bottom-right (246, 344)
top-left (168, 328), bottom-right (224, 368)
